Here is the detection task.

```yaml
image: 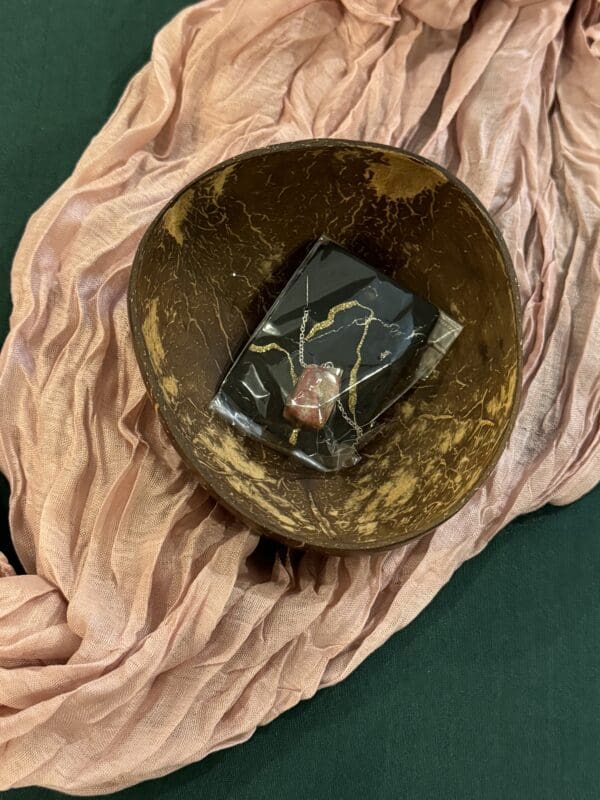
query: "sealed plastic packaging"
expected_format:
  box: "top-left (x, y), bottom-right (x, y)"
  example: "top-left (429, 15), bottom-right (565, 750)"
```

top-left (210, 237), bottom-right (462, 472)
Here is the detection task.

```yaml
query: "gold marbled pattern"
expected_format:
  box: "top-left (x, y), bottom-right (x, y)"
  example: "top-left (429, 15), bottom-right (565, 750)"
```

top-left (248, 342), bottom-right (298, 385)
top-left (129, 140), bottom-right (521, 553)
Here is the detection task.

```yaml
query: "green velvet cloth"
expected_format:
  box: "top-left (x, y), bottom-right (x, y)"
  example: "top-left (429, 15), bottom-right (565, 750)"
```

top-left (1, 2), bottom-right (599, 797)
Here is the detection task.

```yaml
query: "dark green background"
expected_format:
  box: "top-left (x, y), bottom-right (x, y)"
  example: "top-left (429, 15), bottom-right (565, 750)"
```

top-left (1, 2), bottom-right (599, 798)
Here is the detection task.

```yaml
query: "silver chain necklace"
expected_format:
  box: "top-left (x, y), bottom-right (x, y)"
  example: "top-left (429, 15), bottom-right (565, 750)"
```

top-left (298, 277), bottom-right (363, 438)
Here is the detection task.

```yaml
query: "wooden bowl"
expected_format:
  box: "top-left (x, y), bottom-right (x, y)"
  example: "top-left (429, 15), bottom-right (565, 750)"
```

top-left (129, 140), bottom-right (521, 553)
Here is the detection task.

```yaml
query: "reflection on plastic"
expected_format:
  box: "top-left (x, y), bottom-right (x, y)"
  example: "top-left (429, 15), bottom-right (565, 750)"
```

top-left (210, 237), bottom-right (462, 472)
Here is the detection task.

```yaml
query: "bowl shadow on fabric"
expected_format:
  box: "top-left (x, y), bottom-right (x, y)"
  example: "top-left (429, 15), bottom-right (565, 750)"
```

top-left (128, 140), bottom-right (521, 553)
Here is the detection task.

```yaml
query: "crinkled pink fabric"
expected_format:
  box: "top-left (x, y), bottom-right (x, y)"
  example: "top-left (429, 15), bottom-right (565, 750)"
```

top-left (1, 0), bottom-right (599, 793)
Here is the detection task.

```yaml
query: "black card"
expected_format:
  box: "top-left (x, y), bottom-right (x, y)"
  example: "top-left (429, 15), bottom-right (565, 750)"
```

top-left (211, 237), bottom-right (441, 471)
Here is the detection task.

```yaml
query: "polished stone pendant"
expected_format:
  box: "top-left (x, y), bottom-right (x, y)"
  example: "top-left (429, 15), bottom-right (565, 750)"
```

top-left (284, 364), bottom-right (343, 430)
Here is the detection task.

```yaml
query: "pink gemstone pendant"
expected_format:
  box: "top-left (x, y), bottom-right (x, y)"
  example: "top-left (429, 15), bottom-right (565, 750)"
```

top-left (284, 364), bottom-right (343, 430)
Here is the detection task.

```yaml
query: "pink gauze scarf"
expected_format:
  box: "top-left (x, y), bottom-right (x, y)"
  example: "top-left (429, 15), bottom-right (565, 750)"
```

top-left (1, 0), bottom-right (599, 794)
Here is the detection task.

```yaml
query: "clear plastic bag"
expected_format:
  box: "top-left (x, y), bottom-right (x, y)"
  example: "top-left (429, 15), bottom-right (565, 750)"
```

top-left (210, 237), bottom-right (462, 472)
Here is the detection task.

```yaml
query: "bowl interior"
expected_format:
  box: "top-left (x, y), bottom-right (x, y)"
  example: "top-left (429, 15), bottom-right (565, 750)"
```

top-left (129, 141), bottom-right (521, 552)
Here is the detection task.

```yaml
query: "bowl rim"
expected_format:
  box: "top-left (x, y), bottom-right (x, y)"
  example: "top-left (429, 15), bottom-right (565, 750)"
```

top-left (128, 138), bottom-right (523, 554)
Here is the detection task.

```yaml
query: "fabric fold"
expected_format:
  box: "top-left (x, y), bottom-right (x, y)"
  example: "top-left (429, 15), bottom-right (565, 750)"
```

top-left (0, 0), bottom-right (598, 793)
